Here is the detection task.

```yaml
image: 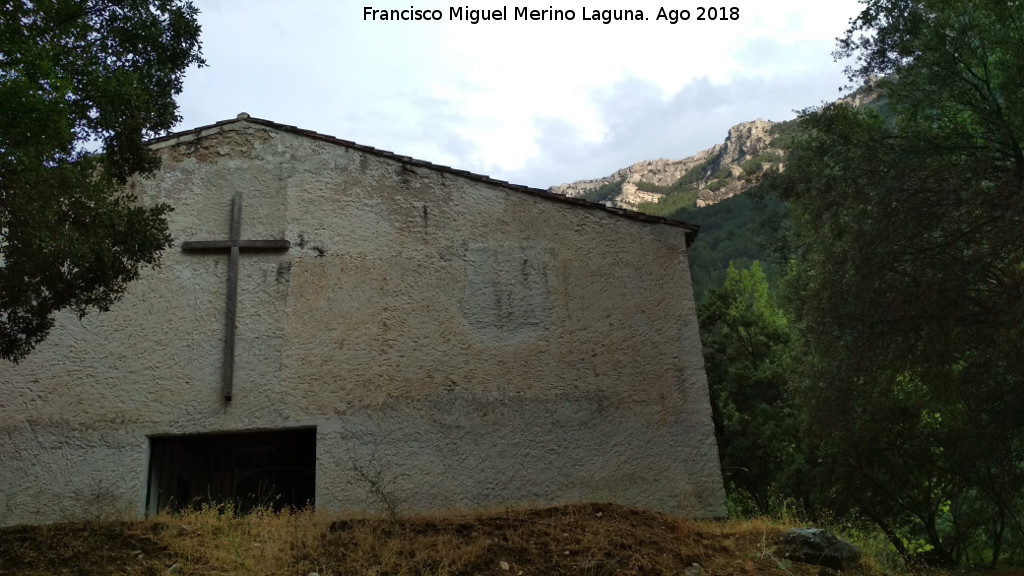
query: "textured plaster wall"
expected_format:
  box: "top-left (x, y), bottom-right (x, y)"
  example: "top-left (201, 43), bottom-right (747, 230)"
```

top-left (0, 121), bottom-right (725, 526)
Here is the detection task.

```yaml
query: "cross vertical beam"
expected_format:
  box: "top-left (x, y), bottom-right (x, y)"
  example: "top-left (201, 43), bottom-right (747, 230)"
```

top-left (181, 191), bottom-right (290, 402)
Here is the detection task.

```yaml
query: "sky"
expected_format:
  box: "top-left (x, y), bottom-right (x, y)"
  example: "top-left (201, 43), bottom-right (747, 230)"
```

top-left (175, 1), bottom-right (865, 189)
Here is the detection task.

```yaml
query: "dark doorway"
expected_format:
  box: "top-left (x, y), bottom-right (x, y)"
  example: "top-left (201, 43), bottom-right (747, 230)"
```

top-left (147, 428), bottom-right (315, 514)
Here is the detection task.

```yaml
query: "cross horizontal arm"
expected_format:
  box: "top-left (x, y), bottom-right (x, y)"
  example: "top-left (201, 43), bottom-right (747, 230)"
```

top-left (181, 239), bottom-right (291, 252)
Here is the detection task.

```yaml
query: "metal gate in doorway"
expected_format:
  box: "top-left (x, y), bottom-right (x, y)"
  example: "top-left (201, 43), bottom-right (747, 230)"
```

top-left (147, 428), bottom-right (315, 514)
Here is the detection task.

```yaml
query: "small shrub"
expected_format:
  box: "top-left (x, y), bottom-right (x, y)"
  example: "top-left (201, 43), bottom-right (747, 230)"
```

top-left (581, 179), bottom-right (624, 204)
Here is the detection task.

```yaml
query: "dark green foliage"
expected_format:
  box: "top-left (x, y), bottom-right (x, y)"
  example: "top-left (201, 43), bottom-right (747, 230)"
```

top-left (634, 180), bottom-right (675, 194)
top-left (580, 179), bottom-right (624, 204)
top-left (704, 179), bottom-right (726, 192)
top-left (633, 190), bottom-right (699, 218)
top-left (669, 192), bottom-right (781, 302)
top-left (739, 153), bottom-right (783, 176)
top-left (765, 0), bottom-right (1024, 565)
top-left (765, 119), bottom-right (801, 150)
top-left (710, 166), bottom-right (731, 180)
top-left (676, 159), bottom-right (711, 188)
top-left (699, 262), bottom-right (803, 511)
top-left (0, 0), bottom-right (205, 361)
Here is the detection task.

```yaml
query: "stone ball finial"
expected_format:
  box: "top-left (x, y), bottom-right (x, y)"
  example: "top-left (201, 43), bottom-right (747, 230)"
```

top-left (237, 112), bottom-right (250, 119)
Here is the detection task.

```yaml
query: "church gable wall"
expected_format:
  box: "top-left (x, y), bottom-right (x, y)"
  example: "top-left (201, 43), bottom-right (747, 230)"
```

top-left (0, 122), bottom-right (724, 526)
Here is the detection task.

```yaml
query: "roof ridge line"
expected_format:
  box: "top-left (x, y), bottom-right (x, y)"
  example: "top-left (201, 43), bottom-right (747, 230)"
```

top-left (149, 116), bottom-right (700, 244)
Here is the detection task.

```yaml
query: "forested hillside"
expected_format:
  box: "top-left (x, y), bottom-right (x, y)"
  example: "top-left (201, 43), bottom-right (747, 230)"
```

top-left (553, 118), bottom-right (804, 302)
top-left (664, 192), bottom-right (779, 303)
top-left (633, 0), bottom-right (1024, 567)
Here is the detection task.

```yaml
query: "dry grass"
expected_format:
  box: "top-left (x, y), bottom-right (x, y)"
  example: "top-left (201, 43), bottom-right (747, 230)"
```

top-left (0, 502), bottom-right (945, 576)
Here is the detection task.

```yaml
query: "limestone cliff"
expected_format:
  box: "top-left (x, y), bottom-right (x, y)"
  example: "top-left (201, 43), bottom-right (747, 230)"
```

top-left (550, 118), bottom-right (786, 210)
top-left (550, 84), bottom-right (884, 212)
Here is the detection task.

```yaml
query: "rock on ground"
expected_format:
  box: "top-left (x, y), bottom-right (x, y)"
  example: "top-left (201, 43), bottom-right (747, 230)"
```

top-left (777, 528), bottom-right (861, 570)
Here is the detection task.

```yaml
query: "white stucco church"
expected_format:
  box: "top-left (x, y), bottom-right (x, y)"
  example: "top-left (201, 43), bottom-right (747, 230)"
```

top-left (0, 115), bottom-right (726, 526)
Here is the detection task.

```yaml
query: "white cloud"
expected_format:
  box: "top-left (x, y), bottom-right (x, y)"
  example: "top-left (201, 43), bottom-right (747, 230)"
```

top-left (177, 0), bottom-right (865, 188)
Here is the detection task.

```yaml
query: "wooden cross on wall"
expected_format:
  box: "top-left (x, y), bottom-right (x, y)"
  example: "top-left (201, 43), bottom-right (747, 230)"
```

top-left (181, 191), bottom-right (290, 402)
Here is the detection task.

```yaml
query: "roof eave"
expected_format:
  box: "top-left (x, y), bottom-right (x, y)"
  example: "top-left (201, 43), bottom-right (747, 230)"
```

top-left (150, 116), bottom-right (701, 246)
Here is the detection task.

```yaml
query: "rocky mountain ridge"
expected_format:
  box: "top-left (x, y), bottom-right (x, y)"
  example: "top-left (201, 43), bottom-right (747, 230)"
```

top-left (550, 85), bottom-right (885, 213)
top-left (549, 118), bottom-right (785, 211)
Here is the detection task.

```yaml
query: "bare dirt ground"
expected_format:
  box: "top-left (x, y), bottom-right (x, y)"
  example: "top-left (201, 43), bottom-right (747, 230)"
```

top-left (0, 503), bottom-right (985, 576)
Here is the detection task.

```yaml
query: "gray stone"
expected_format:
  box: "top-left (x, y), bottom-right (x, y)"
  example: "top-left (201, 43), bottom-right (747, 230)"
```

top-left (777, 528), bottom-right (861, 571)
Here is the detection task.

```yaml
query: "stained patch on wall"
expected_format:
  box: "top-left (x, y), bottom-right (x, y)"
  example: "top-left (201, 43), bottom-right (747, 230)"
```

top-left (463, 246), bottom-right (550, 342)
